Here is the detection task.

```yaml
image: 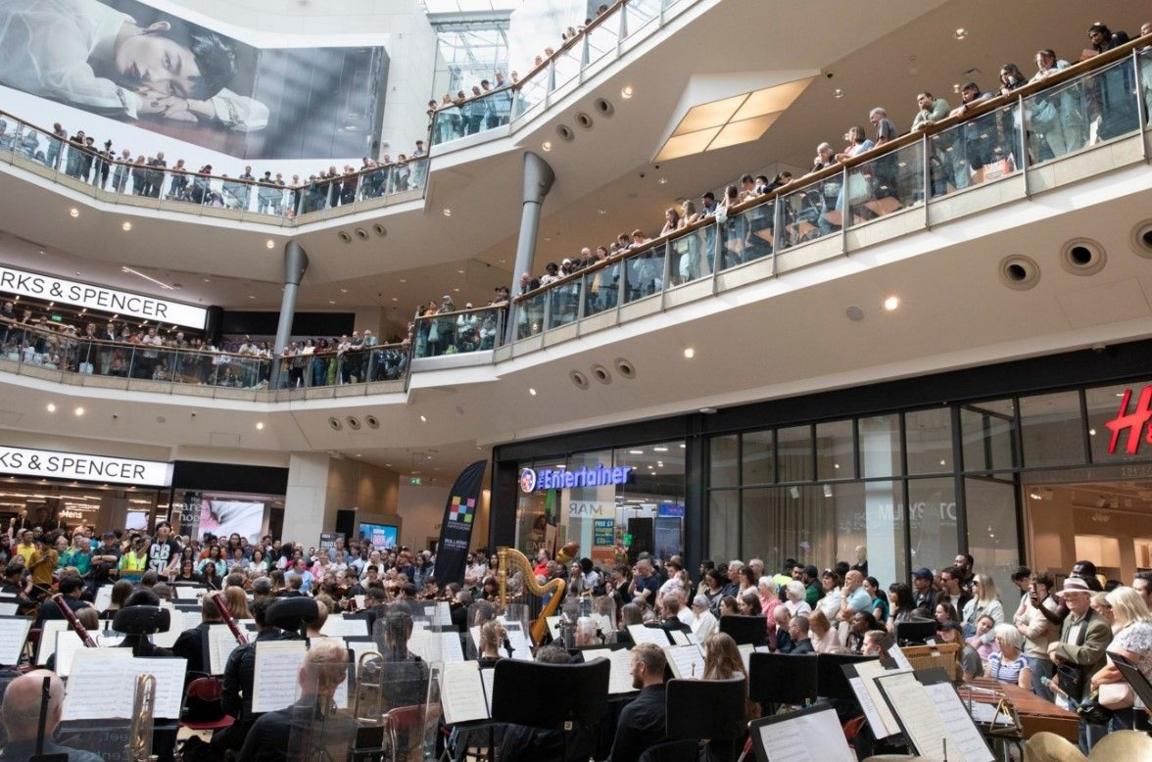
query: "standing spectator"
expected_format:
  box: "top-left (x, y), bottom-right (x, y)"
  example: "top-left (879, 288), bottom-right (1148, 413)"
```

top-left (1048, 577), bottom-right (1113, 751)
top-left (1015, 574), bottom-right (1058, 699)
top-left (962, 574), bottom-right (1004, 637)
top-left (1091, 586), bottom-right (1152, 731)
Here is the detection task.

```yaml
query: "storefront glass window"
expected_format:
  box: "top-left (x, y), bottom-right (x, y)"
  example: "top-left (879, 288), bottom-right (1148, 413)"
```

top-left (961, 399), bottom-right (1016, 473)
top-left (1085, 381), bottom-right (1152, 463)
top-left (964, 476), bottom-right (1020, 585)
top-left (816, 420), bottom-right (855, 481)
top-left (1020, 391), bottom-right (1085, 467)
top-left (710, 434), bottom-right (739, 488)
top-left (830, 481), bottom-right (905, 586)
top-left (860, 414), bottom-right (902, 479)
top-left (905, 407), bottom-right (953, 474)
top-left (777, 426), bottom-right (814, 482)
top-left (908, 478), bottom-right (958, 575)
top-left (743, 430), bottom-right (774, 485)
top-left (709, 490), bottom-right (739, 562)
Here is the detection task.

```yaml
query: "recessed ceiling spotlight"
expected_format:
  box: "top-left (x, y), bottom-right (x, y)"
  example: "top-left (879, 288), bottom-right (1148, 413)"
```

top-left (266, 239), bottom-right (276, 249)
top-left (954, 27), bottom-right (968, 40)
top-left (529, 387), bottom-right (537, 396)
top-left (248, 295), bottom-right (255, 300)
top-left (621, 85), bottom-right (634, 99)
top-left (598, 209), bottom-right (607, 215)
top-left (883, 295), bottom-right (900, 311)
top-left (833, 88), bottom-right (845, 99)
top-left (442, 208), bottom-right (452, 217)
top-left (256, 421), bottom-right (265, 430)
top-left (420, 415), bottom-right (427, 422)
top-left (456, 269), bottom-right (465, 275)
top-left (69, 208), bottom-right (79, 218)
top-left (391, 297), bottom-right (398, 302)
top-left (340, 288), bottom-right (348, 293)
top-left (699, 407), bottom-right (718, 414)
top-left (542, 141), bottom-right (552, 152)
top-left (46, 403), bottom-right (56, 413)
top-left (74, 406), bottom-right (85, 416)
top-left (328, 299), bottom-right (336, 304)
top-left (683, 347), bottom-right (695, 359)
top-left (452, 288), bottom-right (460, 293)
top-left (121, 221), bottom-right (132, 231)
top-left (658, 177), bottom-right (668, 185)
top-left (953, 83), bottom-right (962, 93)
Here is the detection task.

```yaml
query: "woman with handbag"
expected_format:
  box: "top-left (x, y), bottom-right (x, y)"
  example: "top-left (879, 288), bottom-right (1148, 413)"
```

top-left (1090, 586), bottom-right (1152, 731)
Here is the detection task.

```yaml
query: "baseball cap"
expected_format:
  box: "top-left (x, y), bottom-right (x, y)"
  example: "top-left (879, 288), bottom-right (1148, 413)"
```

top-left (913, 567), bottom-right (934, 581)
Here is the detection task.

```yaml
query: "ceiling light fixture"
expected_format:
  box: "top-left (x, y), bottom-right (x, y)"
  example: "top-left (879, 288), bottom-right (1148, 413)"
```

top-left (266, 240), bottom-right (276, 249)
top-left (442, 208), bottom-right (452, 217)
top-left (833, 88), bottom-right (845, 99)
top-left (74, 406), bottom-right (85, 416)
top-left (69, 208), bottom-right (79, 218)
top-left (683, 347), bottom-right (695, 359)
top-left (255, 421), bottom-right (265, 430)
top-left (420, 415), bottom-right (427, 422)
top-left (120, 265), bottom-right (176, 291)
top-left (620, 85), bottom-right (634, 99)
top-left (954, 27), bottom-right (968, 40)
top-left (542, 141), bottom-right (552, 152)
top-left (46, 403), bottom-right (56, 413)
top-left (121, 221), bottom-right (132, 231)
top-left (529, 388), bottom-right (537, 396)
top-left (883, 295), bottom-right (900, 311)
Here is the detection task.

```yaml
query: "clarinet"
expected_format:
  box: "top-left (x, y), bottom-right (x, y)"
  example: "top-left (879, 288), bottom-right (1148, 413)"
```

top-left (210, 592), bottom-right (249, 646)
top-left (52, 593), bottom-right (97, 648)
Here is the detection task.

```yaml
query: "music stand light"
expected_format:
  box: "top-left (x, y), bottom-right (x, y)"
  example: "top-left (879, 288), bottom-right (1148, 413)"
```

top-left (665, 677), bottom-right (746, 762)
top-left (748, 653), bottom-right (818, 707)
top-left (718, 615), bottom-right (767, 646)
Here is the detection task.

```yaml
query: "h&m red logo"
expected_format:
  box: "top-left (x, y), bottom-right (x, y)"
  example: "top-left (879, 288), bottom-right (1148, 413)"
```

top-left (1105, 387), bottom-right (1152, 455)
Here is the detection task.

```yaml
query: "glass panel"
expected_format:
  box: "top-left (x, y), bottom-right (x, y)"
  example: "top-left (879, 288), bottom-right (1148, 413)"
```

top-left (778, 174), bottom-right (841, 249)
top-left (515, 293), bottom-right (546, 339)
top-left (846, 140), bottom-right (924, 224)
top-left (551, 47), bottom-right (582, 92)
top-left (582, 264), bottom-right (618, 317)
top-left (905, 407), bottom-right (953, 475)
top-left (622, 244), bottom-right (664, 302)
top-left (622, 0), bottom-right (661, 40)
top-left (860, 414), bottom-right (902, 478)
top-left (718, 209), bottom-right (749, 271)
top-left (908, 478), bottom-right (958, 578)
top-left (709, 434), bottom-right (739, 488)
top-left (815, 419), bottom-right (854, 480)
top-left (547, 279), bottom-right (581, 329)
top-left (829, 480), bottom-right (905, 589)
top-left (964, 476), bottom-right (1020, 586)
top-left (667, 226), bottom-right (709, 286)
top-left (1142, 50), bottom-right (1152, 117)
top-left (960, 399), bottom-right (1017, 472)
top-left (776, 425), bottom-right (813, 482)
top-left (432, 102), bottom-right (467, 144)
top-left (928, 100), bottom-right (1021, 198)
top-left (743, 430), bottom-right (774, 485)
top-left (740, 200), bottom-right (775, 266)
top-left (584, 12), bottom-right (619, 68)
top-left (1084, 382), bottom-right (1152, 463)
top-left (411, 307), bottom-right (501, 356)
top-left (513, 76), bottom-right (548, 120)
top-left (1083, 57), bottom-right (1141, 143)
top-left (708, 490), bottom-right (740, 563)
top-left (1019, 391), bottom-right (1085, 467)
top-left (1024, 72), bottom-right (1089, 164)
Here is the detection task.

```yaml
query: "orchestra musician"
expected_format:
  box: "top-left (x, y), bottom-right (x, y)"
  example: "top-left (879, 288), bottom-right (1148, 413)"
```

top-left (213, 597), bottom-right (283, 756)
top-left (173, 595), bottom-right (225, 673)
top-left (0, 670), bottom-right (103, 762)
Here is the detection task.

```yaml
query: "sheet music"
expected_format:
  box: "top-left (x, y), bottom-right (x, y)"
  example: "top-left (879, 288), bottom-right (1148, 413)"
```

top-left (0, 602), bottom-right (17, 616)
top-left (584, 648), bottom-right (636, 694)
top-left (252, 640), bottom-right (308, 713)
top-left (889, 644), bottom-right (914, 671)
top-left (0, 617), bottom-right (30, 665)
top-left (546, 616), bottom-right (562, 640)
top-left (94, 585), bottom-right (113, 612)
top-left (36, 620), bottom-right (69, 665)
top-left (966, 700), bottom-right (1015, 727)
top-left (152, 610), bottom-right (190, 649)
top-left (320, 615), bottom-right (369, 638)
top-left (175, 586), bottom-right (204, 601)
top-left (591, 613), bottom-right (614, 637)
top-left (348, 639), bottom-right (378, 669)
top-left (663, 644), bottom-right (705, 679)
top-left (874, 672), bottom-right (958, 761)
top-left (847, 677), bottom-right (888, 739)
top-left (738, 643), bottom-right (754, 673)
top-left (686, 631), bottom-right (700, 645)
top-left (60, 649), bottom-right (135, 720)
top-left (627, 624), bottom-right (669, 647)
top-left (130, 656), bottom-right (188, 719)
top-left (851, 661), bottom-right (909, 738)
top-left (436, 602), bottom-right (453, 626)
top-left (923, 681), bottom-right (996, 762)
top-left (440, 630), bottom-right (464, 662)
top-left (757, 707), bottom-right (855, 762)
top-left (439, 660), bottom-right (490, 724)
top-left (354, 595), bottom-right (366, 610)
top-left (55, 630), bottom-right (96, 677)
top-left (669, 629), bottom-right (690, 646)
top-left (208, 624), bottom-right (242, 675)
top-left (480, 665), bottom-right (496, 708)
top-left (501, 622), bottom-right (533, 661)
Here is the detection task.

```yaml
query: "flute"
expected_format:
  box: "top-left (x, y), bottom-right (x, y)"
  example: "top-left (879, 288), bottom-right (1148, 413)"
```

top-left (52, 593), bottom-right (97, 648)
top-left (210, 592), bottom-right (249, 646)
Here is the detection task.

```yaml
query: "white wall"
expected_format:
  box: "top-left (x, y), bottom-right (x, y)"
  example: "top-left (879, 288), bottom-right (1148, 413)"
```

top-left (397, 483), bottom-right (450, 551)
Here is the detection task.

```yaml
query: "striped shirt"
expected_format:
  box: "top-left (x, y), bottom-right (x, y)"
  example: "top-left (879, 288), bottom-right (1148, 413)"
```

top-left (987, 651), bottom-right (1027, 684)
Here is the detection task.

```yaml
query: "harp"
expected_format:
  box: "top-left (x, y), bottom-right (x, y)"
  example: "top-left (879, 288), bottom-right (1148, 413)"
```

top-left (497, 547), bottom-right (566, 645)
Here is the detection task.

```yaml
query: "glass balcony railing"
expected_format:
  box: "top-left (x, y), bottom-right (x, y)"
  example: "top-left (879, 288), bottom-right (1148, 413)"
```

top-left (511, 39), bottom-right (1152, 341)
top-left (411, 306), bottom-right (505, 359)
top-left (429, 0), bottom-right (702, 149)
top-left (0, 110), bottom-right (428, 227)
top-left (274, 344), bottom-right (410, 388)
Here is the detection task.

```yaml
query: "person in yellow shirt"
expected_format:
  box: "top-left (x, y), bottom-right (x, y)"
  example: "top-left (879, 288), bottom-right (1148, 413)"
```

top-left (118, 536), bottom-right (149, 582)
top-left (13, 527), bottom-right (36, 566)
top-left (27, 535), bottom-right (58, 588)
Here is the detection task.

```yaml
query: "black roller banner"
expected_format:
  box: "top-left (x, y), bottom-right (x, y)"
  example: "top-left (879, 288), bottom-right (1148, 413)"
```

top-left (434, 460), bottom-right (487, 585)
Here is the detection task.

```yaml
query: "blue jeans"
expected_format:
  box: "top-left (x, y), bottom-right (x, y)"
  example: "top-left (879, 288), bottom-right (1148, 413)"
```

top-left (1027, 655), bottom-right (1055, 700)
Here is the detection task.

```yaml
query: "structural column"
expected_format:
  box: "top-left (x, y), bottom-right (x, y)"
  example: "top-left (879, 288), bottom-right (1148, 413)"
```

top-left (505, 151), bottom-right (556, 344)
top-left (271, 240), bottom-right (308, 387)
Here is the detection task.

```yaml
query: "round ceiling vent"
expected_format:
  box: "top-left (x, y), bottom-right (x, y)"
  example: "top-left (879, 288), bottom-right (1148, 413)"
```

top-left (345, 416), bottom-right (362, 431)
top-left (614, 358), bottom-right (636, 379)
top-left (556, 124), bottom-right (575, 141)
top-left (365, 415), bottom-right (380, 429)
top-left (337, 231), bottom-right (352, 243)
top-left (373, 223), bottom-right (387, 237)
top-left (570, 370), bottom-right (589, 390)
top-left (590, 364), bottom-right (612, 384)
top-left (594, 98), bottom-right (615, 117)
top-left (575, 112), bottom-right (594, 129)
top-left (1060, 238), bottom-right (1106, 276)
top-left (328, 416), bottom-right (343, 431)
top-left (1131, 220), bottom-right (1152, 259)
top-left (354, 227), bottom-right (370, 241)
top-left (998, 255), bottom-right (1041, 290)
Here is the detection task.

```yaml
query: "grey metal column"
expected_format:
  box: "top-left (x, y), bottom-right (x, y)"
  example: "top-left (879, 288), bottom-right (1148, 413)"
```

top-left (505, 151), bottom-right (555, 344)
top-left (272, 240), bottom-right (309, 386)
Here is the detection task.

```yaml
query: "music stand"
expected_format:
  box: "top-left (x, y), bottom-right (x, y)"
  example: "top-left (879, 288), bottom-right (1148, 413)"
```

top-left (817, 653), bottom-right (876, 702)
top-left (490, 658), bottom-right (609, 758)
top-left (719, 615), bottom-right (767, 646)
top-left (1111, 652), bottom-right (1152, 713)
top-left (748, 702), bottom-right (855, 762)
top-left (666, 677), bottom-right (747, 762)
top-left (748, 653), bottom-right (818, 708)
top-left (895, 619), bottom-right (936, 645)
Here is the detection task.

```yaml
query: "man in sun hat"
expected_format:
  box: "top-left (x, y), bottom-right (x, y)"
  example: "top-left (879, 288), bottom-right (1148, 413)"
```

top-left (1047, 576), bottom-right (1112, 751)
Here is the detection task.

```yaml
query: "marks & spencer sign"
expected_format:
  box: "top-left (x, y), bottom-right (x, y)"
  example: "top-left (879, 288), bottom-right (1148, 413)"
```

top-left (520, 465), bottom-right (633, 493)
top-left (0, 446), bottom-right (173, 486)
top-left (0, 265), bottom-right (208, 329)
top-left (1105, 386), bottom-right (1152, 455)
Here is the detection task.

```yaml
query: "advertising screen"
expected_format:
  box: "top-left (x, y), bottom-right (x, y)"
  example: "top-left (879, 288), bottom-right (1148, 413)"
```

top-left (359, 522), bottom-right (398, 550)
top-left (0, 0), bottom-right (389, 170)
top-left (199, 499), bottom-right (264, 543)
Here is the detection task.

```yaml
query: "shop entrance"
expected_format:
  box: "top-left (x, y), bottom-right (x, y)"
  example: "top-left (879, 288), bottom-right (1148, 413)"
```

top-left (0, 477), bottom-right (164, 534)
top-left (1023, 464), bottom-right (1152, 584)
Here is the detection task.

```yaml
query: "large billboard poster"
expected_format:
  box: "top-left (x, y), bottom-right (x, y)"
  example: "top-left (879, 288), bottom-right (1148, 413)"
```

top-left (0, 0), bottom-right (389, 172)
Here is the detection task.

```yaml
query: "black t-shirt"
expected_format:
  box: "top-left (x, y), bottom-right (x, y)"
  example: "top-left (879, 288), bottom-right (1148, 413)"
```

top-left (147, 539), bottom-right (181, 575)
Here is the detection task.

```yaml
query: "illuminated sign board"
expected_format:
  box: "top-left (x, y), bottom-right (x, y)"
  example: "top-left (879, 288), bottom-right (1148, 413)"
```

top-left (519, 465), bottom-right (633, 493)
top-left (0, 446), bottom-right (173, 487)
top-left (1105, 387), bottom-right (1152, 455)
top-left (0, 265), bottom-right (208, 329)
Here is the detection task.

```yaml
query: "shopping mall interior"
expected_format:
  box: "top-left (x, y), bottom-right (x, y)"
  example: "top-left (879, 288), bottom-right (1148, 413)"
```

top-left (3, 0), bottom-right (1152, 755)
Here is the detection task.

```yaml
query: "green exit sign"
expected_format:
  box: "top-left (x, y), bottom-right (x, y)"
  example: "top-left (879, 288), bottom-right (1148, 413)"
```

top-left (408, 476), bottom-right (423, 486)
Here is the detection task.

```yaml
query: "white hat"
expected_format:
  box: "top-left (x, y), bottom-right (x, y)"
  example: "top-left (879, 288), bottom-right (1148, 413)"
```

top-left (1054, 577), bottom-right (1091, 597)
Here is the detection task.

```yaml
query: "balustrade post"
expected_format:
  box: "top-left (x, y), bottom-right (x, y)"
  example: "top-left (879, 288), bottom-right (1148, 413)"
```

top-left (1017, 94), bottom-right (1031, 198)
top-left (770, 199), bottom-right (783, 277)
top-left (839, 165), bottom-right (850, 254)
top-left (921, 132), bottom-right (931, 227)
top-left (660, 241), bottom-right (673, 309)
top-left (1134, 49), bottom-right (1150, 162)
